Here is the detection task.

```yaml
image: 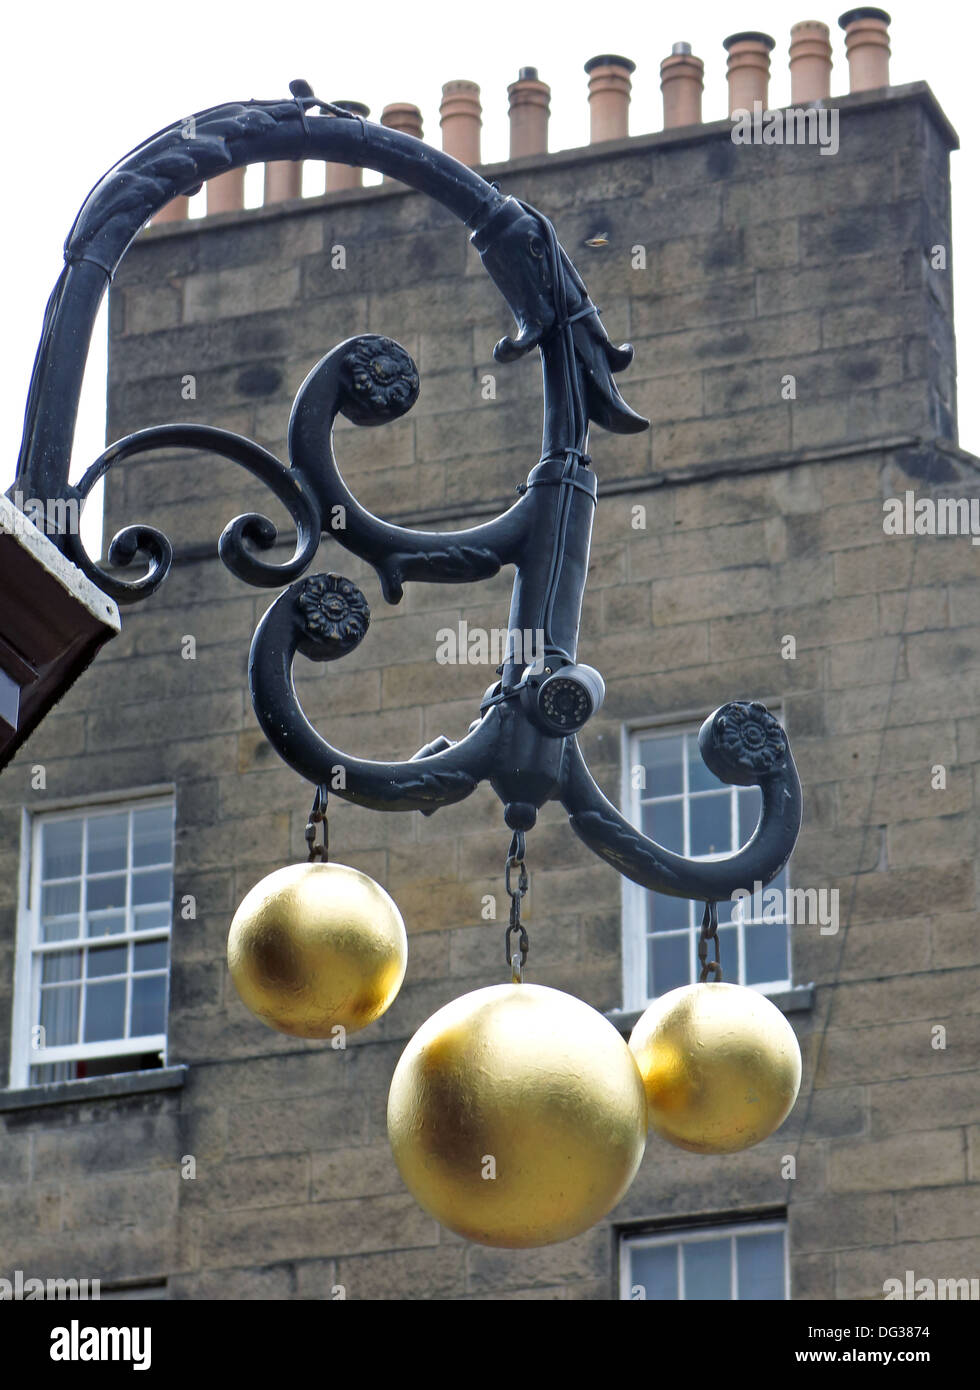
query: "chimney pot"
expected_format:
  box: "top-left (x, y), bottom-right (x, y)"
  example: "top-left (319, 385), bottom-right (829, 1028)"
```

top-left (789, 20), bottom-right (833, 104)
top-left (722, 31), bottom-right (776, 116)
top-left (381, 103), bottom-right (424, 182)
top-left (584, 54), bottom-right (636, 143)
top-left (152, 196), bottom-right (190, 226)
top-left (440, 80), bottom-right (482, 165)
top-left (508, 69), bottom-right (551, 159)
top-left (660, 45), bottom-right (704, 130)
top-left (838, 7), bottom-right (891, 92)
top-left (264, 161), bottom-right (302, 204)
top-left (325, 102), bottom-right (370, 191)
top-left (381, 102), bottom-right (423, 139)
top-left (206, 168), bottom-right (245, 215)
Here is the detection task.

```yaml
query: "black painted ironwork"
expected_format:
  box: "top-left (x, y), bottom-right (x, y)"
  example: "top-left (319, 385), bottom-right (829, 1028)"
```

top-left (7, 81), bottom-right (803, 904)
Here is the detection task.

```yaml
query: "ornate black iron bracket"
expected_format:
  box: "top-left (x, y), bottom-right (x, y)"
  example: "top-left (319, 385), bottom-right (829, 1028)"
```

top-left (8, 80), bottom-right (802, 902)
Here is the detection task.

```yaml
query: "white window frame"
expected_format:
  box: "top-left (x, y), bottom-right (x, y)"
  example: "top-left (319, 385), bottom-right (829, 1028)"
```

top-left (620, 1219), bottom-right (789, 1300)
top-left (9, 787), bottom-right (176, 1089)
top-left (620, 706), bottom-right (792, 1012)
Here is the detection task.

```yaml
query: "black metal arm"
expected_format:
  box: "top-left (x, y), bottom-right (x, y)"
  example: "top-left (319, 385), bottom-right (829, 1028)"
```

top-left (8, 82), bottom-right (803, 901)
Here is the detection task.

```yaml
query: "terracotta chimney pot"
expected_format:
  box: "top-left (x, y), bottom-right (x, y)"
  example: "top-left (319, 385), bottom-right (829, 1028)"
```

top-left (264, 161), bottom-right (302, 204)
top-left (325, 102), bottom-right (370, 191)
top-left (723, 31), bottom-right (776, 115)
top-left (206, 168), bottom-right (245, 215)
top-left (660, 42), bottom-right (704, 129)
top-left (789, 21), bottom-right (833, 103)
top-left (381, 104), bottom-right (423, 183)
top-left (152, 196), bottom-right (190, 226)
top-left (382, 103), bottom-right (424, 139)
top-left (838, 7), bottom-right (891, 91)
top-left (508, 67), bottom-right (551, 159)
top-left (440, 81), bottom-right (482, 165)
top-left (584, 54), bottom-right (636, 143)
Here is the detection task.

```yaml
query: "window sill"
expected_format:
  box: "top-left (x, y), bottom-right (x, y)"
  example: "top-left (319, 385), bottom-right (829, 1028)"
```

top-left (605, 984), bottom-right (815, 1038)
top-left (0, 1065), bottom-right (188, 1112)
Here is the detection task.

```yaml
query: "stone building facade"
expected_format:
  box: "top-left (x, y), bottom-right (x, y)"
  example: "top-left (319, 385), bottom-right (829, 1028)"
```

top-left (1, 53), bottom-right (978, 1299)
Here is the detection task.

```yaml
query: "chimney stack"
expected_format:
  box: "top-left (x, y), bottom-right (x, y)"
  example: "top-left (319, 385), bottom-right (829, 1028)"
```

top-left (325, 102), bottom-right (370, 191)
top-left (440, 81), bottom-right (482, 165)
top-left (660, 42), bottom-right (704, 129)
top-left (838, 8), bottom-right (891, 91)
top-left (723, 32), bottom-right (776, 115)
top-left (206, 169), bottom-right (245, 215)
top-left (152, 196), bottom-right (190, 226)
top-left (508, 67), bottom-right (551, 159)
top-left (584, 55), bottom-right (636, 143)
top-left (789, 21), bottom-right (833, 103)
top-left (264, 161), bottom-right (302, 205)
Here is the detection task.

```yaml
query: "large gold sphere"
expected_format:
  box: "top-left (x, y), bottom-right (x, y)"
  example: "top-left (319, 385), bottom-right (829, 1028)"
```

top-left (629, 982), bottom-right (802, 1154)
top-left (387, 983), bottom-right (647, 1248)
top-left (227, 862), bottom-right (407, 1037)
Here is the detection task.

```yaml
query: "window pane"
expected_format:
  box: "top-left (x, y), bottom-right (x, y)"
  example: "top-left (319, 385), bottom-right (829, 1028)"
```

top-left (132, 869), bottom-right (172, 907)
top-left (684, 1237), bottom-right (732, 1300)
top-left (87, 945), bottom-right (128, 978)
top-left (40, 984), bottom-right (80, 1046)
top-left (745, 923), bottom-right (788, 986)
top-left (131, 975), bottom-right (167, 1037)
top-left (134, 940), bottom-right (169, 972)
top-left (764, 867), bottom-right (788, 915)
top-left (41, 881), bottom-right (80, 919)
top-left (737, 786), bottom-right (762, 840)
top-left (736, 1230), bottom-right (785, 1299)
top-left (41, 916), bottom-right (81, 944)
top-left (690, 793), bottom-right (731, 857)
top-left (649, 933), bottom-right (690, 996)
top-left (631, 1243), bottom-right (678, 1300)
top-left (638, 735), bottom-right (683, 798)
top-left (86, 814), bottom-right (128, 874)
top-left (687, 733), bottom-right (722, 793)
top-left (717, 923), bottom-right (739, 980)
top-left (647, 892), bottom-right (689, 933)
top-left (87, 912), bottom-right (126, 938)
top-left (641, 800), bottom-right (683, 852)
top-left (42, 950), bottom-right (82, 984)
top-left (42, 820), bottom-right (82, 879)
top-left (83, 980), bottom-right (126, 1043)
top-left (132, 806), bottom-right (173, 867)
top-left (87, 876), bottom-right (127, 912)
top-left (134, 907), bottom-right (171, 933)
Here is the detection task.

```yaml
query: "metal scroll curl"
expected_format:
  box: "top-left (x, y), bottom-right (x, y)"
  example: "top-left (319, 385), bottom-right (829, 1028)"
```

top-left (60, 425), bottom-right (323, 603)
top-left (287, 333), bottom-right (535, 604)
top-left (559, 701), bottom-right (803, 901)
top-left (248, 570), bottom-right (505, 814)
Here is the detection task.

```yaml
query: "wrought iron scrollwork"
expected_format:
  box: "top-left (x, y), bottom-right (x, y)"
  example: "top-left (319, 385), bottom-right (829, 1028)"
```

top-left (9, 81), bottom-right (803, 904)
top-left (60, 424), bottom-right (322, 603)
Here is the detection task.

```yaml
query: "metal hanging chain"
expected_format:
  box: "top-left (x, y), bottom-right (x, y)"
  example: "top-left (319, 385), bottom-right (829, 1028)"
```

top-left (698, 901), bottom-right (722, 982)
top-left (504, 829), bottom-right (529, 983)
top-left (305, 783), bottom-right (330, 862)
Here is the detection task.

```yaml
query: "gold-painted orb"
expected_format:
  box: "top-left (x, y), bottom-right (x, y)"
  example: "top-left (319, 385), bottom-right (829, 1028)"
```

top-left (387, 983), bottom-right (647, 1248)
top-left (629, 982), bottom-right (802, 1154)
top-left (227, 862), bottom-right (407, 1038)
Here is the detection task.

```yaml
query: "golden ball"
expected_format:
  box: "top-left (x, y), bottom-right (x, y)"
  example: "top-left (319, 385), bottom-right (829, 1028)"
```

top-left (387, 983), bottom-right (647, 1248)
top-left (629, 982), bottom-right (802, 1154)
top-left (227, 862), bottom-right (407, 1038)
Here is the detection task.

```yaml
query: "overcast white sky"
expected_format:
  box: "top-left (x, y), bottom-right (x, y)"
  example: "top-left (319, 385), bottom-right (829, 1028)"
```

top-left (2, 0), bottom-right (977, 554)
